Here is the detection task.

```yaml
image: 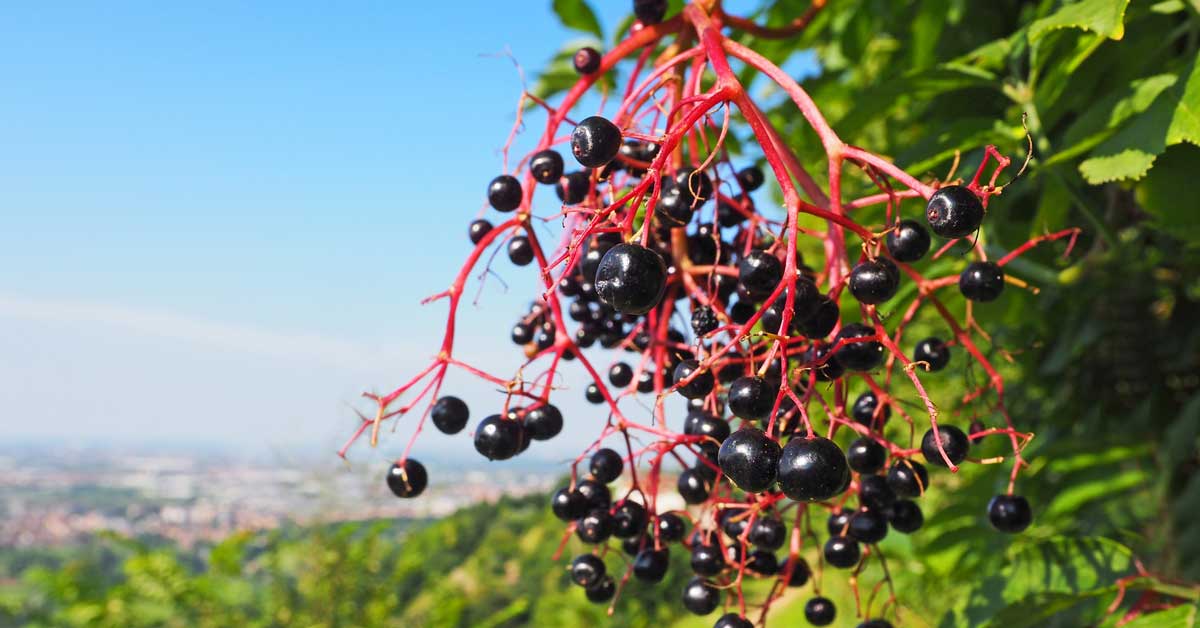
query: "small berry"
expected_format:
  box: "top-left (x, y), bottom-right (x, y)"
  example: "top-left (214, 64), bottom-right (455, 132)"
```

top-left (886, 459), bottom-right (929, 498)
top-left (613, 500), bottom-right (648, 538)
top-left (718, 427), bottom-right (782, 493)
top-left (608, 362), bottom-right (634, 387)
top-left (529, 149), bottom-right (564, 184)
top-left (633, 0), bottom-right (668, 25)
top-left (851, 391), bottom-right (891, 428)
top-left (430, 396), bottom-right (470, 435)
top-left (859, 620), bottom-right (895, 628)
top-left (737, 165), bottom-right (764, 191)
top-left (524, 404), bottom-right (563, 441)
top-left (823, 535), bottom-right (861, 568)
top-left (511, 322), bottom-right (533, 345)
top-left (473, 414), bottom-right (525, 461)
top-left (737, 250), bottom-right (783, 299)
top-left (834, 323), bottom-right (884, 371)
top-left (886, 219), bottom-right (931, 262)
top-left (551, 487), bottom-right (588, 521)
top-left (594, 243), bottom-right (669, 315)
top-left (959, 261), bottom-right (1005, 302)
top-left (827, 510), bottom-right (852, 536)
top-left (713, 614), bottom-right (753, 628)
top-left (848, 509), bottom-right (889, 544)
top-left (386, 459), bottom-right (427, 498)
top-left (570, 554), bottom-right (606, 587)
top-left (988, 494), bottom-right (1033, 533)
top-left (633, 547), bottom-right (670, 582)
top-left (780, 556), bottom-right (810, 586)
top-left (805, 596), bottom-right (837, 626)
top-left (584, 575), bottom-right (615, 603)
top-left (746, 549), bottom-right (779, 575)
top-left (654, 186), bottom-right (693, 226)
top-left (748, 518), bottom-right (786, 550)
top-left (926, 185), bottom-right (984, 238)
top-left (590, 448), bottom-right (624, 483)
top-left (913, 337), bottom-right (951, 371)
top-left (728, 376), bottom-right (775, 421)
top-left (573, 46), bottom-right (601, 74)
top-left (682, 577), bottom-right (720, 615)
top-left (888, 499), bottom-right (924, 533)
top-left (691, 542), bottom-right (726, 576)
top-left (674, 359), bottom-right (714, 399)
top-left (691, 305), bottom-right (719, 337)
top-left (571, 116), bottom-right (622, 168)
top-left (674, 167), bottom-right (714, 207)
top-left (576, 508), bottom-right (613, 544)
top-left (921, 425), bottom-right (970, 467)
top-left (468, 219), bottom-right (492, 244)
top-left (677, 468), bottom-right (713, 504)
top-left (847, 438), bottom-right (887, 474)
top-left (800, 295), bottom-right (839, 338)
top-left (585, 383), bottom-right (603, 405)
top-left (806, 343), bottom-right (845, 381)
top-left (636, 370), bottom-right (655, 393)
top-left (849, 259), bottom-right (900, 304)
top-left (777, 436), bottom-right (850, 502)
top-left (577, 478), bottom-right (611, 509)
top-left (657, 512), bottom-right (687, 542)
top-left (508, 236), bottom-right (534, 266)
top-left (858, 474), bottom-right (897, 511)
top-left (683, 410), bottom-right (731, 444)
top-left (487, 175), bottom-right (522, 212)
top-left (557, 170), bottom-right (591, 204)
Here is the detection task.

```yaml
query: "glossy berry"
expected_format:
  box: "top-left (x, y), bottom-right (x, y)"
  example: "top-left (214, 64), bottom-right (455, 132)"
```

top-left (713, 614), bottom-right (753, 628)
top-left (511, 322), bottom-right (533, 345)
top-left (682, 577), bottom-right (720, 615)
top-left (657, 512), bottom-right (687, 543)
top-left (386, 459), bottom-right (427, 498)
top-left (800, 295), bottom-right (839, 339)
top-left (921, 425), bottom-right (970, 467)
top-left (633, 547), bottom-right (669, 582)
top-left (737, 250), bottom-right (783, 299)
top-left (887, 459), bottom-right (929, 498)
top-left (805, 596), bottom-right (837, 626)
top-left (678, 468), bottom-right (713, 504)
top-left (834, 323), bottom-right (884, 372)
top-left (859, 620), bottom-right (895, 628)
top-left (430, 396), bottom-right (470, 435)
top-left (573, 46), bottom-right (601, 74)
top-left (557, 170), bottom-right (590, 204)
top-left (571, 116), bottom-right (622, 168)
top-left (674, 167), bottom-right (714, 206)
top-left (959, 261), bottom-right (1005, 302)
top-left (692, 305), bottom-right (719, 337)
top-left (913, 337), bottom-right (951, 371)
top-left (590, 448), bottom-right (624, 483)
top-left (551, 487), bottom-right (588, 521)
top-left (524, 404), bottom-right (563, 441)
top-left (585, 575), bottom-right (615, 603)
top-left (746, 549), bottom-right (779, 575)
top-left (633, 0), bottom-right (668, 25)
top-left (718, 427), bottom-right (781, 492)
top-left (849, 259), bottom-right (900, 304)
top-left (683, 411), bottom-right (731, 445)
top-left (847, 438), bottom-right (887, 474)
top-left (613, 500), bottom-right (648, 538)
top-left (728, 376), bottom-right (775, 421)
top-left (636, 370), bottom-right (655, 393)
top-left (529, 149), bottom-right (564, 184)
top-left (926, 185), bottom-right (984, 238)
top-left (468, 219), bottom-right (492, 244)
top-left (570, 554), bottom-right (606, 588)
top-left (473, 415), bottom-right (525, 461)
top-left (851, 391), bottom-right (891, 428)
top-left (748, 518), bottom-right (786, 550)
top-left (737, 165), bottom-right (764, 191)
top-left (594, 243), bottom-right (668, 315)
top-left (827, 510), bottom-right (852, 536)
top-left (608, 362), bottom-right (634, 387)
top-left (576, 509), bottom-right (613, 544)
top-left (585, 383), bottom-right (604, 404)
top-left (886, 219), bottom-right (931, 262)
top-left (824, 536), bottom-right (861, 568)
top-left (674, 359), bottom-right (714, 399)
top-left (777, 436), bottom-right (850, 502)
top-left (781, 557), bottom-right (810, 586)
top-left (691, 542), bottom-right (726, 576)
top-left (654, 187), bottom-right (693, 226)
top-left (858, 474), bottom-right (897, 511)
top-left (508, 236), bottom-right (534, 266)
top-left (487, 175), bottom-right (522, 212)
top-left (888, 499), bottom-right (924, 533)
top-left (576, 478), bottom-right (611, 510)
top-left (988, 494), bottom-right (1033, 533)
top-left (848, 509), bottom-right (889, 544)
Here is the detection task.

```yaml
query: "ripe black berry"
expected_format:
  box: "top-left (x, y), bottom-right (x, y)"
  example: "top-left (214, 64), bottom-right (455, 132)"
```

top-left (674, 167), bottom-right (714, 207)
top-left (834, 323), bottom-right (884, 371)
top-left (848, 509), bottom-right (889, 544)
top-left (674, 359), bottom-right (714, 399)
top-left (571, 116), bottom-right (622, 168)
top-left (849, 259), bottom-right (900, 305)
top-left (737, 165), bottom-right (764, 191)
top-left (430, 396), bottom-right (470, 435)
top-left (508, 236), bottom-right (534, 266)
top-left (654, 186), bottom-right (693, 226)
top-left (886, 459), bottom-right (929, 498)
top-left (585, 383), bottom-right (604, 404)
top-left (959, 261), bottom-right (1005, 302)
top-left (487, 175), bottom-right (522, 212)
top-left (473, 414), bottom-right (525, 461)
top-left (847, 438), bottom-right (887, 474)
top-left (529, 149), bottom-right (564, 184)
top-left (577, 478), bottom-right (611, 509)
top-left (691, 542), bottom-right (726, 576)
top-left (921, 425), bottom-right (970, 467)
top-left (800, 295), bottom-right (839, 339)
top-left (678, 468), bottom-right (713, 504)
top-left (633, 0), bottom-right (668, 25)
top-left (777, 436), bottom-right (850, 502)
top-left (570, 554), bottom-right (606, 587)
top-left (886, 218), bottom-right (931, 262)
top-left (913, 337), bottom-right (951, 371)
top-left (682, 577), bottom-right (720, 615)
top-left (746, 549), bottom-right (779, 575)
top-left (511, 322), bottom-right (533, 345)
top-left (657, 512), bottom-right (686, 542)
top-left (805, 597), bottom-right (836, 626)
top-left (386, 459), bottom-right (427, 498)
top-left (551, 487), bottom-right (588, 521)
top-left (806, 343), bottom-right (845, 381)
top-left (692, 305), bottom-right (719, 337)
top-left (859, 620), bottom-right (895, 628)
top-left (590, 448), bottom-right (624, 483)
top-left (613, 500), bottom-right (648, 538)
top-left (594, 243), bottom-right (668, 315)
top-left (524, 404), bottom-right (562, 441)
top-left (636, 370), bottom-right (655, 393)
top-left (737, 250), bottom-right (783, 299)
top-left (888, 499), bottom-right (924, 533)
top-left (468, 219), bottom-right (492, 244)
top-left (728, 376), bottom-right (775, 421)
top-left (576, 509), bottom-right (614, 543)
top-left (823, 535), bottom-right (861, 568)
top-left (748, 518), bottom-right (785, 550)
top-left (827, 510), bottom-right (851, 536)
top-left (858, 474), bottom-right (897, 511)
top-left (633, 547), bottom-right (670, 582)
top-left (718, 427), bottom-right (782, 493)
top-left (573, 46), bottom-right (601, 74)
top-left (684, 410), bottom-right (731, 444)
top-left (557, 170), bottom-right (590, 204)
top-left (608, 362), bottom-right (634, 387)
top-left (585, 575), bottom-right (615, 603)
top-left (926, 185), bottom-right (984, 238)
top-left (781, 557), bottom-right (810, 586)
top-left (988, 494), bottom-right (1033, 533)
top-left (851, 391), bottom-right (891, 428)
top-left (713, 613), bottom-right (753, 628)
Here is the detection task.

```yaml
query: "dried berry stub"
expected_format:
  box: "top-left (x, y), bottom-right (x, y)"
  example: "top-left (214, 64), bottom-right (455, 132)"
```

top-left (926, 184), bottom-right (984, 238)
top-left (594, 243), bottom-right (669, 315)
top-left (386, 459), bottom-right (427, 498)
top-left (571, 116), bottom-right (622, 168)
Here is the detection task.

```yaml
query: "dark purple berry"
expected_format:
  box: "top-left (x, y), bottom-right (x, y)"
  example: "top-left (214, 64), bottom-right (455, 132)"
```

top-left (728, 376), bottom-right (775, 421)
top-left (849, 259), bottom-right (900, 304)
top-left (921, 425), bottom-right (970, 467)
top-left (858, 474), bottom-right (897, 511)
top-left (834, 323), bottom-right (884, 371)
top-left (913, 337), bottom-right (951, 371)
top-left (886, 218), bottom-right (931, 262)
top-left (576, 509), bottom-right (613, 544)
top-left (577, 478), bottom-right (611, 509)
top-left (886, 459), bottom-right (929, 498)
top-left (386, 459), bottom-right (427, 498)
top-left (692, 305), bottom-right (719, 337)
top-left (633, 547), bottom-right (670, 582)
top-left (674, 359), bottom-right (715, 399)
top-left (571, 116), bottom-right (622, 168)
top-left (657, 512), bottom-right (687, 542)
top-left (524, 404), bottom-right (563, 440)
top-left (487, 175), bottom-right (522, 212)
top-left (777, 436), bottom-right (850, 502)
top-left (595, 243), bottom-right (669, 315)
top-left (746, 549), bottom-right (779, 575)
top-left (781, 556), bottom-right (810, 586)
top-left (678, 468), bottom-right (713, 504)
top-left (805, 597), bottom-right (836, 625)
top-left (718, 427), bottom-right (781, 493)
top-left (691, 542), bottom-right (726, 576)
top-left (609, 362), bottom-right (634, 387)
top-left (737, 250), bottom-right (783, 299)
top-left (847, 438), bottom-right (887, 474)
top-left (682, 576), bottom-right (720, 615)
top-left (529, 149), bottom-right (564, 184)
top-left (888, 499), bottom-right (924, 533)
top-left (590, 448), bottom-right (624, 483)
top-left (613, 500), bottom-right (648, 538)
top-left (748, 518), bottom-right (786, 550)
top-left (557, 170), bottom-right (591, 204)
top-left (551, 487), bottom-right (588, 521)
top-left (988, 494), bottom-right (1033, 533)
top-left (737, 165), bottom-right (764, 191)
top-left (508, 236), bottom-right (534, 266)
top-left (851, 391), bottom-right (891, 428)
top-left (926, 185), bottom-right (984, 238)
top-left (713, 613), bottom-right (753, 628)
top-left (824, 535), bottom-right (860, 568)
top-left (848, 509), bottom-right (889, 543)
top-left (573, 46), bottom-right (601, 74)
top-left (633, 0), bottom-right (668, 25)
top-left (585, 575), bottom-right (615, 602)
top-left (431, 396), bottom-right (470, 435)
top-left (571, 554), bottom-right (606, 587)
top-left (473, 414), bottom-right (525, 461)
top-left (469, 219), bottom-right (492, 244)
top-left (800, 295), bottom-right (839, 338)
top-left (959, 261), bottom-right (1005, 302)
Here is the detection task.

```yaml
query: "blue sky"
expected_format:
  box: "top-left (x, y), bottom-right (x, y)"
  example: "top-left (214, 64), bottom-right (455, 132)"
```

top-left (0, 1), bottom-right (806, 466)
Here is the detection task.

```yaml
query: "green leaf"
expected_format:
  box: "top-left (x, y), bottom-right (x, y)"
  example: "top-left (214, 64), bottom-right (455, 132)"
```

top-left (1119, 603), bottom-right (1200, 627)
top-left (1136, 144), bottom-right (1200, 242)
top-left (1029, 0), bottom-right (1131, 44)
top-left (551, 0), bottom-right (603, 40)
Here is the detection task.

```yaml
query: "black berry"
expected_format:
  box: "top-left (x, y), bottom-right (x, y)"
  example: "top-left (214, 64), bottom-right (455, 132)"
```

top-left (823, 535), bottom-right (861, 568)
top-left (847, 438), bottom-right (887, 474)
top-left (473, 414), bottom-right (525, 461)
top-left (827, 510), bottom-right (851, 536)
top-left (570, 554), bottom-right (606, 587)
top-left (613, 500), bottom-right (648, 538)
top-left (886, 459), bottom-right (929, 498)
top-left (557, 170), bottom-right (591, 204)
top-left (576, 508), bottom-right (613, 543)
top-left (577, 478), bottom-right (611, 509)
top-left (913, 337), bottom-right (951, 371)
top-left (590, 448), bottom-right (624, 482)
top-left (805, 597), bottom-right (836, 626)
top-left (849, 259), bottom-right (900, 305)
top-left (657, 512), bottom-right (687, 542)
top-left (959, 261), bottom-right (1005, 302)
top-left (851, 391), bottom-right (891, 428)
top-left (609, 362), bottom-right (634, 387)
top-left (594, 243), bottom-right (668, 315)
top-left (678, 468), bottom-right (714, 504)
top-left (737, 165), bottom-right (764, 191)
top-left (674, 359), bottom-right (715, 399)
top-left (585, 575), bottom-right (615, 602)
top-left (858, 474), bottom-right (897, 511)
top-left (748, 517), bottom-right (786, 550)
top-left (988, 494), bottom-right (1033, 533)
top-left (691, 542), bottom-right (726, 576)
top-left (469, 219), bottom-right (493, 244)
top-left (682, 576), bottom-right (720, 615)
top-left (888, 499), bottom-right (924, 533)
top-left (713, 613), bottom-right (753, 628)
top-left (551, 487), bottom-right (588, 521)
top-left (921, 425), bottom-right (970, 467)
top-left (834, 323), bottom-right (884, 372)
top-left (800, 295), bottom-right (839, 339)
top-left (633, 0), bottom-right (668, 25)
top-left (572, 116), bottom-right (622, 168)
top-left (777, 436), bottom-right (850, 502)
top-left (692, 305), bottom-right (719, 337)
top-left (728, 376), bottom-right (775, 421)
top-left (737, 250), bottom-right (783, 299)
top-left (848, 509), bottom-right (889, 543)
top-left (529, 149), bottom-right (564, 184)
top-left (386, 459), bottom-right (427, 498)
top-left (524, 404), bottom-right (563, 441)
top-left (573, 46), bottom-right (601, 74)
top-left (781, 556), bottom-right (810, 586)
top-left (674, 167), bottom-right (714, 207)
top-left (585, 383), bottom-right (604, 404)
top-left (886, 219), bottom-right (931, 262)
top-left (430, 396), bottom-right (470, 435)
top-left (746, 549), bottom-right (779, 575)
top-left (487, 175), bottom-right (522, 212)
top-left (633, 547), bottom-right (670, 582)
top-left (926, 185), bottom-right (984, 238)
top-left (718, 426), bottom-right (782, 493)
top-left (508, 236), bottom-right (534, 266)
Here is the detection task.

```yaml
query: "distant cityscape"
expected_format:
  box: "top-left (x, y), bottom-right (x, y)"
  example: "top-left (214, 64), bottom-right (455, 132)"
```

top-left (0, 444), bottom-right (560, 550)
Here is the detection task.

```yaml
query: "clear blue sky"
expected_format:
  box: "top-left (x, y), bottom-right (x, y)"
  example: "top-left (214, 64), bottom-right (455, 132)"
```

top-left (0, 1), bottom-right (807, 465)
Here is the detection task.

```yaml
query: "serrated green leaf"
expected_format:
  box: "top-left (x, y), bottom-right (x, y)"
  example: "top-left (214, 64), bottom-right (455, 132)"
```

top-left (552, 0), bottom-right (603, 40)
top-left (1029, 0), bottom-right (1131, 44)
top-left (1167, 55), bottom-right (1200, 146)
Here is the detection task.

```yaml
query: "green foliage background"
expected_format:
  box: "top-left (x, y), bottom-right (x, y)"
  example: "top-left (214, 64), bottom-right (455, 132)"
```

top-left (3, 0), bottom-right (1198, 626)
